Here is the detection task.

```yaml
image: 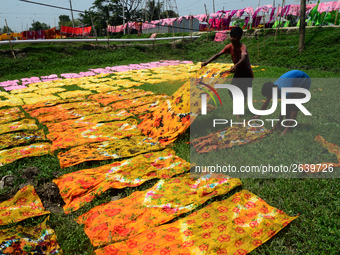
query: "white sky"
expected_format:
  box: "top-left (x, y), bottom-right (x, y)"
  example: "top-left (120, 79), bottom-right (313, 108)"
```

top-left (0, 0), bottom-right (324, 32)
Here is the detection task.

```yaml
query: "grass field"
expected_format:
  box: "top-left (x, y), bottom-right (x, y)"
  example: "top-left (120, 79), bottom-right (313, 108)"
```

top-left (0, 27), bottom-right (339, 254)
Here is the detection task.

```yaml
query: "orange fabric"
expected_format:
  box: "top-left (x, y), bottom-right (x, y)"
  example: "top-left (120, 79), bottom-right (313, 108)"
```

top-left (0, 185), bottom-right (49, 226)
top-left (0, 119), bottom-right (38, 135)
top-left (88, 89), bottom-right (154, 106)
top-left (77, 174), bottom-right (242, 246)
top-left (95, 189), bottom-right (298, 255)
top-left (53, 148), bottom-right (190, 214)
top-left (303, 135), bottom-right (340, 172)
top-left (46, 110), bottom-right (133, 133)
top-left (110, 94), bottom-right (168, 111)
top-left (57, 136), bottom-right (164, 168)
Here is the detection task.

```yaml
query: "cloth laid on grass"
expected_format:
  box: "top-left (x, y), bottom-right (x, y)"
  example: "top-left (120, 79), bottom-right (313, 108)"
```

top-left (0, 185), bottom-right (49, 226)
top-left (302, 135), bottom-right (340, 172)
top-left (88, 89), bottom-right (154, 106)
top-left (95, 189), bottom-right (298, 255)
top-left (137, 67), bottom-right (232, 146)
top-left (0, 130), bottom-right (46, 150)
top-left (47, 119), bottom-right (141, 152)
top-left (77, 174), bottom-right (242, 246)
top-left (58, 136), bottom-right (164, 168)
top-left (127, 100), bottom-right (165, 116)
top-left (0, 119), bottom-right (38, 135)
top-left (0, 143), bottom-right (51, 166)
top-left (57, 90), bottom-right (93, 99)
top-left (22, 97), bottom-right (87, 111)
top-left (54, 148), bottom-right (190, 214)
top-left (0, 217), bottom-right (62, 254)
top-left (0, 110), bottom-right (25, 124)
top-left (191, 126), bottom-right (271, 153)
top-left (0, 107), bottom-right (21, 116)
top-left (109, 94), bottom-right (168, 111)
top-left (22, 95), bottom-right (61, 105)
top-left (46, 110), bottom-right (133, 133)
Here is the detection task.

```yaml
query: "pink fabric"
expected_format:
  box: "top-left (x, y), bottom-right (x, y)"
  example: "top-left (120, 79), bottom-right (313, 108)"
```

top-left (253, 5), bottom-right (273, 18)
top-left (210, 13), bottom-right (223, 19)
top-left (267, 7), bottom-right (277, 25)
top-left (150, 33), bottom-right (157, 39)
top-left (287, 4), bottom-right (300, 16)
top-left (334, 1), bottom-right (340, 10)
top-left (306, 4), bottom-right (317, 15)
top-left (21, 77), bottom-right (41, 85)
top-left (193, 14), bottom-right (207, 22)
top-left (236, 9), bottom-right (245, 18)
top-left (162, 18), bottom-right (177, 25)
top-left (142, 23), bottom-right (156, 29)
top-left (4, 85), bottom-right (27, 91)
top-left (244, 7), bottom-right (254, 16)
top-left (318, 1), bottom-right (337, 13)
top-left (214, 31), bottom-right (227, 42)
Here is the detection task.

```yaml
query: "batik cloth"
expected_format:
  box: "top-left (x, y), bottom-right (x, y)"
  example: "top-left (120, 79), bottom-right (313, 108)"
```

top-left (0, 185), bottom-right (49, 226)
top-left (22, 98), bottom-right (86, 111)
top-left (57, 90), bottom-right (93, 99)
top-left (54, 148), bottom-right (190, 214)
top-left (95, 189), bottom-right (298, 255)
top-left (302, 135), bottom-right (340, 172)
top-left (128, 100), bottom-right (165, 115)
top-left (137, 67), bottom-right (231, 145)
top-left (47, 119), bottom-right (141, 152)
top-left (0, 217), bottom-right (62, 254)
top-left (22, 95), bottom-right (61, 105)
top-left (88, 89), bottom-right (154, 106)
top-left (77, 174), bottom-right (242, 246)
top-left (46, 110), bottom-right (133, 133)
top-left (0, 119), bottom-right (38, 135)
top-left (110, 94), bottom-right (168, 111)
top-left (57, 136), bottom-right (164, 168)
top-left (0, 107), bottom-right (25, 124)
top-left (0, 130), bottom-right (46, 150)
top-left (191, 126), bottom-right (271, 153)
top-left (0, 143), bottom-right (51, 166)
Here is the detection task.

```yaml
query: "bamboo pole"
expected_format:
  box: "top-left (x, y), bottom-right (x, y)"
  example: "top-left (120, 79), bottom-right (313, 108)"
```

top-left (204, 4), bottom-right (211, 41)
top-left (263, 12), bottom-right (266, 47)
top-left (5, 19), bottom-right (16, 59)
top-left (275, 3), bottom-right (280, 41)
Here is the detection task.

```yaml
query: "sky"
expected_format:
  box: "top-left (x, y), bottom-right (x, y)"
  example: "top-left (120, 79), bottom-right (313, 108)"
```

top-left (0, 0), bottom-right (323, 32)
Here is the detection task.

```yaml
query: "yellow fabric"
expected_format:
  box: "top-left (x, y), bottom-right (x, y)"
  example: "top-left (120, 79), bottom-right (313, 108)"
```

top-left (57, 90), bottom-right (93, 99)
top-left (0, 143), bottom-right (51, 166)
top-left (22, 95), bottom-right (61, 105)
top-left (0, 216), bottom-right (63, 254)
top-left (77, 174), bottom-right (242, 246)
top-left (0, 119), bottom-right (38, 135)
top-left (54, 148), bottom-right (191, 214)
top-left (95, 189), bottom-right (298, 255)
top-left (0, 185), bottom-right (49, 226)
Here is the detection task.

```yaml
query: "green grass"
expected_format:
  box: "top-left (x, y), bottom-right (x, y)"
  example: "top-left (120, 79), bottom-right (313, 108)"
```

top-left (0, 28), bottom-right (339, 254)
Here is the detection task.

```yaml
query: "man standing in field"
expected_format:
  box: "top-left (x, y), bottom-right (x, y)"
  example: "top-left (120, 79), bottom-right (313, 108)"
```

top-left (201, 27), bottom-right (254, 118)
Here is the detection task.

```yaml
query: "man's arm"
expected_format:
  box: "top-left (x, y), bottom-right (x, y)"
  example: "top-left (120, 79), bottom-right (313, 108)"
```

top-left (201, 52), bottom-right (224, 67)
top-left (230, 53), bottom-right (247, 73)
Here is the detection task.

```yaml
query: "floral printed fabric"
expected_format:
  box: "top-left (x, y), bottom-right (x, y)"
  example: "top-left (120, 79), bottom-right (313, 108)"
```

top-left (47, 119), bottom-right (141, 152)
top-left (0, 107), bottom-right (25, 124)
top-left (0, 143), bottom-right (51, 166)
top-left (46, 110), bottom-right (133, 133)
top-left (88, 89), bottom-right (154, 106)
top-left (0, 185), bottom-right (49, 226)
top-left (53, 148), bottom-right (190, 214)
top-left (302, 135), bottom-right (340, 172)
top-left (22, 97), bottom-right (86, 111)
top-left (77, 174), bottom-right (242, 246)
top-left (0, 130), bottom-right (46, 150)
top-left (95, 189), bottom-right (298, 255)
top-left (0, 217), bottom-right (62, 254)
top-left (191, 126), bottom-right (271, 153)
top-left (57, 136), bottom-right (164, 168)
top-left (109, 94), bottom-right (168, 111)
top-left (0, 119), bottom-right (38, 135)
top-left (57, 90), bottom-right (93, 99)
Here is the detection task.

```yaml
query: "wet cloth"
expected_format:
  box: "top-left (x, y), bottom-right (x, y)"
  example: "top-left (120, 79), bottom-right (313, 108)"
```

top-left (46, 110), bottom-right (133, 133)
top-left (53, 148), bottom-right (190, 214)
top-left (77, 174), bottom-right (242, 246)
top-left (0, 130), bottom-right (46, 150)
top-left (95, 189), bottom-right (298, 255)
top-left (109, 94), bottom-right (168, 111)
top-left (88, 89), bottom-right (154, 106)
top-left (0, 143), bottom-right (51, 166)
top-left (302, 135), bottom-right (340, 172)
top-left (47, 119), bottom-right (141, 152)
top-left (57, 135), bottom-right (164, 168)
top-left (0, 217), bottom-right (62, 254)
top-left (191, 126), bottom-right (271, 153)
top-left (0, 185), bottom-right (49, 226)
top-left (0, 119), bottom-right (38, 135)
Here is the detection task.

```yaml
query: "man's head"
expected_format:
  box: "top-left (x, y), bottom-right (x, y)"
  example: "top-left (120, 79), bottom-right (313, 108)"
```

top-left (262, 82), bottom-right (276, 98)
top-left (230, 27), bottom-right (243, 44)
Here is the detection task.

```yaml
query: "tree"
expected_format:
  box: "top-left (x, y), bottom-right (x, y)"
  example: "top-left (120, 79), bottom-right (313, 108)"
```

top-left (29, 21), bottom-right (50, 31)
top-left (58, 15), bottom-right (71, 28)
top-left (160, 10), bottom-right (178, 19)
top-left (144, 0), bottom-right (163, 21)
top-left (1, 26), bottom-right (13, 33)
